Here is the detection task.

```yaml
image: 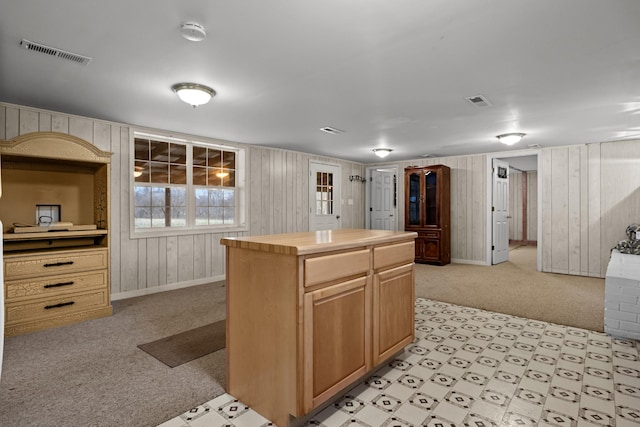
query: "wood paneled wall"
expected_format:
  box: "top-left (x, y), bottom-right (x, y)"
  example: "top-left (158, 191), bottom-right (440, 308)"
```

top-left (0, 103), bottom-right (365, 299)
top-left (509, 170), bottom-right (538, 242)
top-left (379, 139), bottom-right (640, 278)
top-left (540, 142), bottom-right (640, 277)
top-left (4, 102), bottom-right (639, 281)
top-left (388, 156), bottom-right (488, 264)
top-left (247, 147), bottom-right (366, 235)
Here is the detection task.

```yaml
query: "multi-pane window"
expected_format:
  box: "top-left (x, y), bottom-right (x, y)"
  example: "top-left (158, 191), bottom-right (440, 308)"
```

top-left (132, 132), bottom-right (242, 231)
top-left (193, 146), bottom-right (236, 225)
top-left (134, 138), bottom-right (187, 228)
top-left (315, 171), bottom-right (334, 215)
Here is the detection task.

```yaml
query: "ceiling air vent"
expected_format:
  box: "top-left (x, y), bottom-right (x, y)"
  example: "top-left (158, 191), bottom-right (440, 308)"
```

top-left (20, 39), bottom-right (92, 65)
top-left (320, 126), bottom-right (345, 135)
top-left (465, 94), bottom-right (492, 107)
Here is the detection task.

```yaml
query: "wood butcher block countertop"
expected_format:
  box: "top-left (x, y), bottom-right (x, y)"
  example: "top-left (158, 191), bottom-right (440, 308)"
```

top-left (220, 228), bottom-right (417, 256)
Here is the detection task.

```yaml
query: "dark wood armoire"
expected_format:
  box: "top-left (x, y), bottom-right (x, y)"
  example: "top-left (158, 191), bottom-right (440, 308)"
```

top-left (404, 164), bottom-right (451, 265)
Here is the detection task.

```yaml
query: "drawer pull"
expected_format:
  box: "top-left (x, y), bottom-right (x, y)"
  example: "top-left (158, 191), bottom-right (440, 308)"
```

top-left (44, 281), bottom-right (75, 289)
top-left (44, 301), bottom-right (75, 310)
top-left (43, 261), bottom-right (75, 268)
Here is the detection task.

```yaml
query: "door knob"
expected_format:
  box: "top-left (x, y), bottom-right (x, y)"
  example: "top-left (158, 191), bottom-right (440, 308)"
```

top-left (336, 215), bottom-right (341, 219)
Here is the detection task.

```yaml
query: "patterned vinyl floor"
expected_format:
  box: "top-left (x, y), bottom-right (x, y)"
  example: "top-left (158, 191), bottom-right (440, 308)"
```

top-left (158, 298), bottom-right (640, 427)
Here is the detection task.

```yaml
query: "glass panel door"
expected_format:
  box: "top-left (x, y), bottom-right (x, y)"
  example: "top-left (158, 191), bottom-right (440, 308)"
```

top-left (425, 170), bottom-right (437, 225)
top-left (315, 171), bottom-right (334, 215)
top-left (408, 172), bottom-right (421, 226)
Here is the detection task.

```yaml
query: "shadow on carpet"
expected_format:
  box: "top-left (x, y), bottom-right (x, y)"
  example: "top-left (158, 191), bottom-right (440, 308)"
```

top-left (138, 320), bottom-right (226, 367)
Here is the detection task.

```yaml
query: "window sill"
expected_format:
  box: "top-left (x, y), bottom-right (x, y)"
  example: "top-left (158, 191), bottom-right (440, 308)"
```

top-left (129, 224), bottom-right (248, 240)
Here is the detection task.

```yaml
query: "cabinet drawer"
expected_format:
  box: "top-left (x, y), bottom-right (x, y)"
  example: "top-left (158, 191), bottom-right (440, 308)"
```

top-left (4, 249), bottom-right (108, 280)
top-left (418, 230), bottom-right (440, 239)
top-left (305, 249), bottom-right (370, 287)
top-left (373, 241), bottom-right (415, 270)
top-left (5, 289), bottom-right (109, 324)
top-left (6, 270), bottom-right (107, 301)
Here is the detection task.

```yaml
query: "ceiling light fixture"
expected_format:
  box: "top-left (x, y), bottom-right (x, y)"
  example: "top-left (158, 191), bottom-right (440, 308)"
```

top-left (133, 165), bottom-right (144, 178)
top-left (373, 148), bottom-right (392, 158)
top-left (496, 133), bottom-right (526, 146)
top-left (216, 170), bottom-right (229, 178)
top-left (172, 83), bottom-right (215, 108)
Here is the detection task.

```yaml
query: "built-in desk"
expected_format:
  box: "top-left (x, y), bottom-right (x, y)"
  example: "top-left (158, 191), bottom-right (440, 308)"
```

top-left (1, 132), bottom-right (112, 336)
top-left (221, 229), bottom-right (417, 427)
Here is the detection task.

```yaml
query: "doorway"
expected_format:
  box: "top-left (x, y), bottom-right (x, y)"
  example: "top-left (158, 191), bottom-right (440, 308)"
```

top-left (309, 161), bottom-right (342, 231)
top-left (366, 166), bottom-right (398, 231)
top-left (486, 152), bottom-right (541, 270)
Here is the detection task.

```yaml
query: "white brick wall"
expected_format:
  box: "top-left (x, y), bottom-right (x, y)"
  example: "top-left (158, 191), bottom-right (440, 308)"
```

top-left (604, 250), bottom-right (640, 340)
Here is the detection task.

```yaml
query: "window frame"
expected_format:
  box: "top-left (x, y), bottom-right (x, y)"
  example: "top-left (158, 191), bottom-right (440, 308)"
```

top-left (129, 129), bottom-right (247, 239)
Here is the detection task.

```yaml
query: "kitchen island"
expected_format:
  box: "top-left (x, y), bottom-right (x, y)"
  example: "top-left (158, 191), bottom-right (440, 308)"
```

top-left (221, 229), bottom-right (417, 426)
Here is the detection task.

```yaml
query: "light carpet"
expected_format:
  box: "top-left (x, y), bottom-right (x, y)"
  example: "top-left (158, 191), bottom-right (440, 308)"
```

top-left (414, 245), bottom-right (605, 332)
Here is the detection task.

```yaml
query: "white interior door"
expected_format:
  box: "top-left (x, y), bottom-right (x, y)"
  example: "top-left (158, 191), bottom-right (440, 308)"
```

top-left (492, 159), bottom-right (509, 264)
top-left (370, 169), bottom-right (396, 230)
top-left (309, 161), bottom-right (342, 231)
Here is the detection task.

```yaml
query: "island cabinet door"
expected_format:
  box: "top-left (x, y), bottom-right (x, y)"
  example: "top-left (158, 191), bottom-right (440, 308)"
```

top-left (372, 263), bottom-right (415, 364)
top-left (303, 276), bottom-right (371, 413)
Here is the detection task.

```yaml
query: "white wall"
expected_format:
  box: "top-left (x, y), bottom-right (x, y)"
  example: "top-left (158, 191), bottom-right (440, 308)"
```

top-left (4, 102), bottom-right (639, 281)
top-left (0, 103), bottom-right (365, 299)
top-left (376, 140), bottom-right (640, 278)
top-left (391, 155), bottom-right (488, 264)
top-left (541, 141), bottom-right (640, 277)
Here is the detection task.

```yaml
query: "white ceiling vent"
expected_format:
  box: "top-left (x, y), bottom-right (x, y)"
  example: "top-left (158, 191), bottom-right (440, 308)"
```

top-left (320, 126), bottom-right (345, 135)
top-left (20, 39), bottom-right (92, 65)
top-left (465, 95), bottom-right (492, 107)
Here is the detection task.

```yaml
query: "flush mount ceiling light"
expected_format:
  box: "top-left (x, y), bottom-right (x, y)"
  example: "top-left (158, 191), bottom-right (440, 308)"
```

top-left (373, 148), bottom-right (392, 158)
top-left (172, 83), bottom-right (216, 108)
top-left (133, 165), bottom-right (144, 178)
top-left (496, 133), bottom-right (526, 146)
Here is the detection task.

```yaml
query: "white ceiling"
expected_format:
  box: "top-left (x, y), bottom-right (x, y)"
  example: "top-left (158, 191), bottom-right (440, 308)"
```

top-left (2, 1), bottom-right (640, 164)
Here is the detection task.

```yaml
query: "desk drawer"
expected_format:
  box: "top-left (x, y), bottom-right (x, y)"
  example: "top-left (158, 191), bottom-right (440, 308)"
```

top-left (5, 289), bottom-right (109, 324)
top-left (6, 270), bottom-right (108, 301)
top-left (305, 249), bottom-right (370, 287)
top-left (4, 249), bottom-right (108, 280)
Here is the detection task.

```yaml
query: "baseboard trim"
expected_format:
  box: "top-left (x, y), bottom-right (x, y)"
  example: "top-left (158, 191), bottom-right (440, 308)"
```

top-left (111, 275), bottom-right (226, 301)
top-left (450, 258), bottom-right (489, 266)
top-left (509, 240), bottom-right (538, 247)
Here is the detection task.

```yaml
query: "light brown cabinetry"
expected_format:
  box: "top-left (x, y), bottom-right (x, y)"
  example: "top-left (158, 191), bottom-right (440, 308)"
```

top-left (221, 229), bottom-right (416, 427)
top-left (304, 276), bottom-right (371, 410)
top-left (1, 132), bottom-right (112, 336)
top-left (404, 165), bottom-right (451, 265)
